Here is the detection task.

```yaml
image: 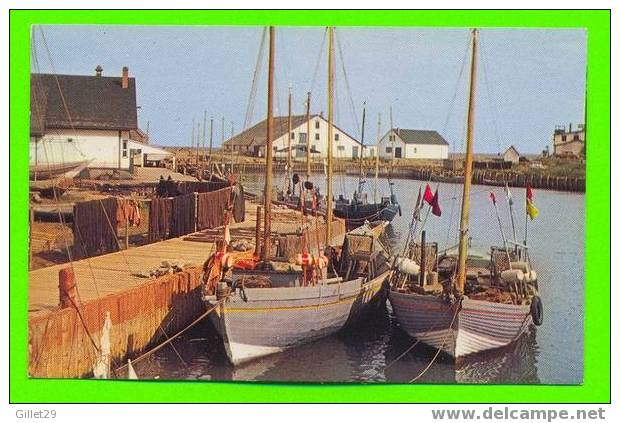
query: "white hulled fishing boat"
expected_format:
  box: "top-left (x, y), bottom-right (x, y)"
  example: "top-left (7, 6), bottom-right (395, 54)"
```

top-left (388, 29), bottom-right (543, 360)
top-left (202, 27), bottom-right (392, 366)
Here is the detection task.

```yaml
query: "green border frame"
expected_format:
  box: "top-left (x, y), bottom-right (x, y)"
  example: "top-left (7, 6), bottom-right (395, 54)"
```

top-left (10, 10), bottom-right (610, 403)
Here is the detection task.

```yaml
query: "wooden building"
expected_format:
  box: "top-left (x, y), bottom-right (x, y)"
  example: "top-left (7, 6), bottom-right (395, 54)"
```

top-left (377, 128), bottom-right (449, 160)
top-left (222, 114), bottom-right (363, 160)
top-left (553, 123), bottom-right (585, 158)
top-left (30, 66), bottom-right (173, 170)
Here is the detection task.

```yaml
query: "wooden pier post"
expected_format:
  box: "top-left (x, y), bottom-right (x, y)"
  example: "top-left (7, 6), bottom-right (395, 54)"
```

top-left (58, 267), bottom-right (78, 309)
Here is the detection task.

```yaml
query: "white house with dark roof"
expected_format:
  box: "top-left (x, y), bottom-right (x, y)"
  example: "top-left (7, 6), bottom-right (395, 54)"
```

top-left (223, 114), bottom-right (363, 160)
top-left (503, 145), bottom-right (520, 165)
top-left (377, 128), bottom-right (449, 160)
top-left (30, 66), bottom-right (172, 171)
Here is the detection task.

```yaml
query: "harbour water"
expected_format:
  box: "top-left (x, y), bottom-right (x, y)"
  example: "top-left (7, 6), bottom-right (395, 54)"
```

top-left (134, 174), bottom-right (584, 384)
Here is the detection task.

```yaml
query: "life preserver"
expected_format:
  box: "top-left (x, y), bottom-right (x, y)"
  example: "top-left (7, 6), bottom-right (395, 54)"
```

top-left (530, 295), bottom-right (543, 326)
top-left (296, 253), bottom-right (314, 266)
top-left (315, 254), bottom-right (328, 269)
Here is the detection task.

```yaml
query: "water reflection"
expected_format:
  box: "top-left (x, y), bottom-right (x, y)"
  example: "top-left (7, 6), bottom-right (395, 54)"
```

top-left (133, 305), bottom-right (540, 384)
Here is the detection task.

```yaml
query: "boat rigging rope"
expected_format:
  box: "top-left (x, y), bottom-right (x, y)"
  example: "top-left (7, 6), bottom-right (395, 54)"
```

top-left (31, 27), bottom-right (110, 355)
top-left (479, 34), bottom-right (505, 154)
top-left (309, 27), bottom-right (328, 95)
top-left (334, 29), bottom-right (361, 138)
top-left (408, 298), bottom-right (460, 383)
top-left (244, 27), bottom-right (267, 130)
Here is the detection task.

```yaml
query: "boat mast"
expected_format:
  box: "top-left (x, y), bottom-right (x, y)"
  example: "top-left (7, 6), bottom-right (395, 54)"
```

top-left (456, 28), bottom-right (478, 294)
top-left (191, 117), bottom-right (195, 165)
top-left (220, 116), bottom-right (225, 170)
top-left (208, 116), bottom-right (214, 175)
top-left (287, 86), bottom-right (293, 192)
top-left (305, 91), bottom-right (312, 180)
top-left (202, 110), bottom-right (207, 172)
top-left (261, 26), bottom-right (275, 262)
top-left (357, 102), bottom-right (366, 196)
top-left (326, 26), bottom-right (335, 243)
top-left (374, 113), bottom-right (381, 203)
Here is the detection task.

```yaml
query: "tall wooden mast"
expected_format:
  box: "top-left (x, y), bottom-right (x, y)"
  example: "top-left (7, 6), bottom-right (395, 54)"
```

top-left (305, 91), bottom-right (312, 180)
top-left (202, 110), bottom-right (207, 166)
top-left (208, 116), bottom-right (214, 174)
top-left (456, 28), bottom-right (479, 294)
top-left (220, 116), bottom-right (225, 166)
top-left (287, 86), bottom-right (293, 191)
top-left (190, 117), bottom-right (195, 164)
top-left (357, 102), bottom-right (366, 195)
top-left (261, 26), bottom-right (275, 262)
top-left (374, 113), bottom-right (381, 203)
top-left (326, 26), bottom-right (335, 243)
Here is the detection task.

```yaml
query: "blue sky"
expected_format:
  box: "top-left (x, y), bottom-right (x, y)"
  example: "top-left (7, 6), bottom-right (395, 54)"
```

top-left (31, 25), bottom-right (586, 154)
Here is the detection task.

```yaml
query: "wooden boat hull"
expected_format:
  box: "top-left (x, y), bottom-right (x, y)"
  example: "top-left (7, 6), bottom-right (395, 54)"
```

top-left (334, 202), bottom-right (400, 229)
top-left (29, 160), bottom-right (88, 181)
top-left (389, 290), bottom-right (532, 359)
top-left (206, 272), bottom-right (389, 366)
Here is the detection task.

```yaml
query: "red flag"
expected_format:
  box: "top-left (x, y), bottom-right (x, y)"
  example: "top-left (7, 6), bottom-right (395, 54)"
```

top-left (423, 184), bottom-right (434, 205)
top-left (526, 186), bottom-right (534, 201)
top-left (490, 191), bottom-right (496, 205)
top-left (431, 189), bottom-right (442, 216)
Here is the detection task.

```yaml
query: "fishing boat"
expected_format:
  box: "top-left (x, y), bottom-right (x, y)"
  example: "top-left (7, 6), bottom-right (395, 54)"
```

top-left (332, 91), bottom-right (400, 229)
top-left (388, 29), bottom-right (543, 360)
top-left (201, 26), bottom-right (392, 366)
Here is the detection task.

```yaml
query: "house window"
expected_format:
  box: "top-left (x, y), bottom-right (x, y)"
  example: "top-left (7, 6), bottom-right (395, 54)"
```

top-left (315, 133), bottom-right (320, 141)
top-left (389, 134), bottom-right (395, 141)
top-left (573, 134), bottom-right (580, 141)
top-left (337, 145), bottom-right (345, 151)
top-left (67, 138), bottom-right (73, 143)
top-left (395, 147), bottom-right (402, 158)
top-left (386, 146), bottom-right (392, 153)
top-left (352, 146), bottom-right (359, 159)
top-left (312, 144), bottom-right (317, 152)
top-left (291, 132), bottom-right (295, 139)
top-left (122, 139), bottom-right (128, 158)
top-left (561, 135), bottom-right (567, 142)
top-left (413, 147), bottom-right (417, 154)
top-left (299, 133), bottom-right (307, 143)
top-left (335, 133), bottom-right (339, 141)
top-left (315, 121), bottom-right (320, 129)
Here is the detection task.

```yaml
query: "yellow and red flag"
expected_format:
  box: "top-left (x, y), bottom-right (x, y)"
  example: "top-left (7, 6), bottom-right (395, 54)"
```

top-left (526, 186), bottom-right (539, 220)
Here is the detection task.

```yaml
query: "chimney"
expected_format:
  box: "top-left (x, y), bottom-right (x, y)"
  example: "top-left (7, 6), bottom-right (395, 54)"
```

top-left (95, 65), bottom-right (103, 77)
top-left (568, 123), bottom-right (572, 133)
top-left (122, 66), bottom-right (129, 89)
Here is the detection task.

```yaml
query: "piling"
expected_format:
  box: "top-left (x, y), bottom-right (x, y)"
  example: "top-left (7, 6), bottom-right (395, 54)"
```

top-left (58, 267), bottom-right (77, 309)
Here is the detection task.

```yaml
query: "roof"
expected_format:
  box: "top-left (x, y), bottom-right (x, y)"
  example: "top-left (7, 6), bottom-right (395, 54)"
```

top-left (392, 129), bottom-right (449, 146)
top-left (504, 145), bottom-right (520, 156)
top-left (224, 114), bottom-right (360, 147)
top-left (30, 73), bottom-right (138, 135)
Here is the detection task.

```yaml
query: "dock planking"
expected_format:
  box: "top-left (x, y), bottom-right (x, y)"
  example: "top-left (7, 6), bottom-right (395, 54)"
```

top-left (28, 201), bottom-right (324, 318)
top-left (27, 199), bottom-right (343, 378)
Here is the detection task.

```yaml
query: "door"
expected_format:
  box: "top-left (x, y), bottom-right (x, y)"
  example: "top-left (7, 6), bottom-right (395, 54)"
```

top-left (395, 147), bottom-right (402, 158)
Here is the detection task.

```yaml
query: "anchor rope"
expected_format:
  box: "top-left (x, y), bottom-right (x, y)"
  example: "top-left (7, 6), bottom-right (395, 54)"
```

top-left (113, 296), bottom-right (228, 374)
